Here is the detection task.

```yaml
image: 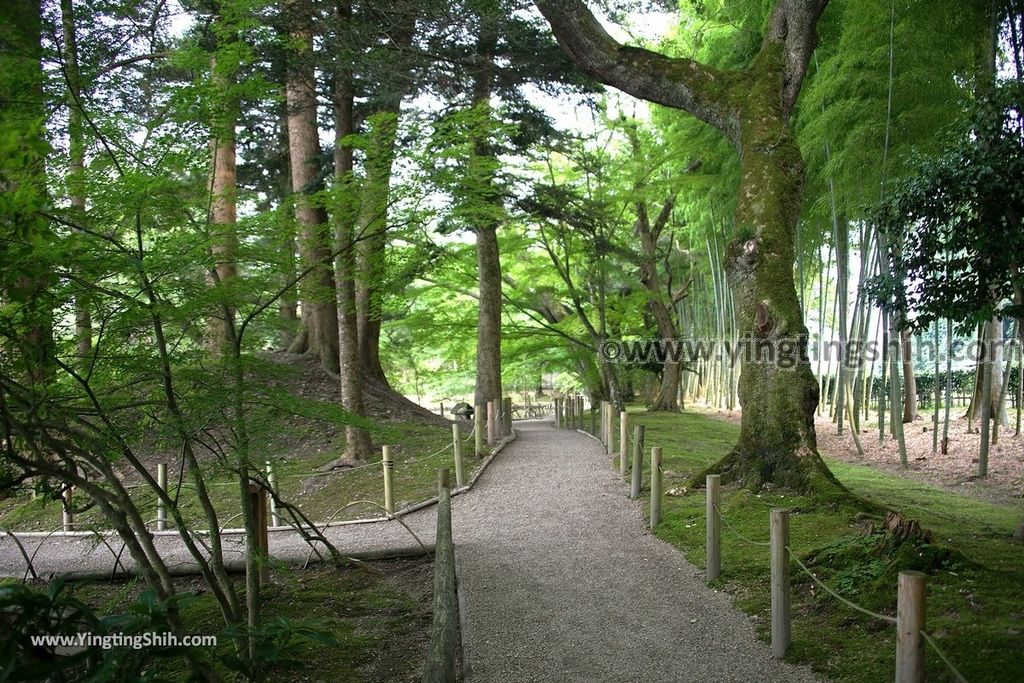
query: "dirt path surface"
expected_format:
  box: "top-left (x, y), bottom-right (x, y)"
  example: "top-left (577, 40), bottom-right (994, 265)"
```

top-left (0, 420), bottom-right (816, 682)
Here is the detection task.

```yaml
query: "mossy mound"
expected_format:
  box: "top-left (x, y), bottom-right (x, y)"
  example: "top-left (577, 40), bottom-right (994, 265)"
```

top-left (797, 511), bottom-right (971, 615)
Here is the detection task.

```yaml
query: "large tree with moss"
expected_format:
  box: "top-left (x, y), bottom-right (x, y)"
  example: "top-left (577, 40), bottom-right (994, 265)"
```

top-left (535, 0), bottom-right (842, 491)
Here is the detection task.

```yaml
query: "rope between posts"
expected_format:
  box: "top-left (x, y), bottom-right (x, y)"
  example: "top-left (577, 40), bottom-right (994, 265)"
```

top-left (785, 546), bottom-right (896, 624)
top-left (712, 503), bottom-right (966, 681)
top-left (919, 628), bottom-right (968, 683)
top-left (713, 503), bottom-right (771, 547)
top-left (401, 439), bottom-right (454, 466)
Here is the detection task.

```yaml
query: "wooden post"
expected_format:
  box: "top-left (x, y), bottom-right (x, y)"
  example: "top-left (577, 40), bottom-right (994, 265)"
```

top-left (62, 485), bottom-right (73, 532)
top-left (706, 474), bottom-right (721, 581)
top-left (566, 395), bottom-right (573, 429)
top-left (770, 508), bottom-right (791, 659)
top-left (423, 467), bottom-right (457, 682)
top-left (382, 445), bottom-right (395, 515)
top-left (590, 406), bottom-right (596, 435)
top-left (474, 404), bottom-right (484, 456)
top-left (607, 406), bottom-right (616, 456)
top-left (440, 401), bottom-right (445, 418)
top-left (248, 483), bottom-right (270, 587)
top-left (487, 400), bottom-right (497, 445)
top-left (503, 396), bottom-right (513, 436)
top-left (156, 463), bottom-right (167, 531)
top-left (452, 423), bottom-right (465, 487)
top-left (896, 570), bottom-right (927, 683)
top-left (650, 446), bottom-right (662, 529)
top-left (630, 424), bottom-right (646, 499)
top-left (619, 411), bottom-right (629, 478)
top-left (257, 484), bottom-right (270, 585)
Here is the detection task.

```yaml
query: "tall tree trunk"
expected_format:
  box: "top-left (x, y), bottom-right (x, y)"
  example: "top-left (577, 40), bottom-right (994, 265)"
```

top-left (354, 110), bottom-right (400, 385)
top-left (351, 11), bottom-right (415, 388)
top-left (719, 83), bottom-right (837, 489)
top-left (900, 328), bottom-right (917, 422)
top-left (555, 0), bottom-right (846, 490)
top-left (0, 0), bottom-right (53, 384)
top-left (475, 218), bottom-right (503, 405)
top-left (207, 55), bottom-right (238, 356)
top-left (942, 318), bottom-right (953, 453)
top-left (270, 84), bottom-right (300, 348)
top-left (832, 213), bottom-right (848, 434)
top-left (471, 22), bottom-right (503, 406)
top-left (331, 0), bottom-right (372, 462)
top-left (60, 0), bottom-right (91, 359)
top-left (284, 0), bottom-right (339, 372)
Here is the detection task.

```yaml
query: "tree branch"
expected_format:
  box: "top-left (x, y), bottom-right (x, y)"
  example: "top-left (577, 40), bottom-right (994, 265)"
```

top-left (534, 0), bottom-right (740, 141)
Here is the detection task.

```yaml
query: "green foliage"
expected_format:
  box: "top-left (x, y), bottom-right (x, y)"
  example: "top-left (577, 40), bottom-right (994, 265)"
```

top-left (0, 579), bottom-right (193, 681)
top-left (867, 82), bottom-right (1024, 331)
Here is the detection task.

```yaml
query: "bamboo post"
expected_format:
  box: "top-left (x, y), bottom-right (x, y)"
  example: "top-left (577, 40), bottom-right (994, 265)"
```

top-left (452, 423), bottom-right (465, 487)
top-left (62, 485), bottom-right (73, 532)
top-left (706, 474), bottom-right (721, 581)
top-left (474, 403), bottom-right (484, 456)
top-left (895, 570), bottom-right (927, 683)
top-left (487, 400), bottom-right (497, 445)
top-left (770, 508), bottom-right (791, 659)
top-left (650, 446), bottom-right (662, 529)
top-left (619, 411), bottom-right (629, 478)
top-left (630, 424), bottom-right (646, 499)
top-left (266, 461), bottom-right (281, 527)
top-left (566, 395), bottom-right (573, 429)
top-left (599, 401), bottom-right (607, 446)
top-left (382, 445), bottom-right (395, 516)
top-left (156, 463), bottom-right (167, 531)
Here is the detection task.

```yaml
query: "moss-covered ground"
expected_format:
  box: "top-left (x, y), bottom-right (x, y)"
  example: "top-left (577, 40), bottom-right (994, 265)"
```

top-left (611, 407), bottom-right (1023, 682)
top-left (8, 558), bottom-right (436, 681)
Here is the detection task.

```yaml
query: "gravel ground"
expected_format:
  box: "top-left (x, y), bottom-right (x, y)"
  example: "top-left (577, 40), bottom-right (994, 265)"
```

top-left (0, 420), bottom-right (816, 682)
top-left (451, 420), bottom-right (816, 683)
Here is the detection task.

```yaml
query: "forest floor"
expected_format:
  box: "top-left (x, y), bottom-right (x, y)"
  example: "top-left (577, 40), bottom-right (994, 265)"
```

top-left (694, 404), bottom-right (1024, 506)
top-left (23, 557), bottom-right (436, 681)
top-left (0, 353), bottom-right (479, 532)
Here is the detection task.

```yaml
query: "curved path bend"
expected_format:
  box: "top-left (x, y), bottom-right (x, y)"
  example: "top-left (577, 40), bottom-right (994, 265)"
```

top-left (0, 420), bottom-right (816, 682)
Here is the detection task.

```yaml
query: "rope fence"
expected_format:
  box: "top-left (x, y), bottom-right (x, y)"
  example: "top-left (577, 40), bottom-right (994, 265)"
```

top-left (0, 398), bottom-right (518, 581)
top-left (595, 410), bottom-right (968, 683)
top-left (704, 475), bottom-right (966, 683)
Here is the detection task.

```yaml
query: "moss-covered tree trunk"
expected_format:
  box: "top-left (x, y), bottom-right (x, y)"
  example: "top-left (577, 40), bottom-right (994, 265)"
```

top-left (537, 0), bottom-right (842, 492)
top-left (720, 49), bottom-right (838, 490)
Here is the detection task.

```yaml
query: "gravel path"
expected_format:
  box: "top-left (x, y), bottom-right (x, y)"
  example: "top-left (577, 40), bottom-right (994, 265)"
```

top-left (450, 420), bottom-right (816, 683)
top-left (0, 420), bottom-right (816, 682)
